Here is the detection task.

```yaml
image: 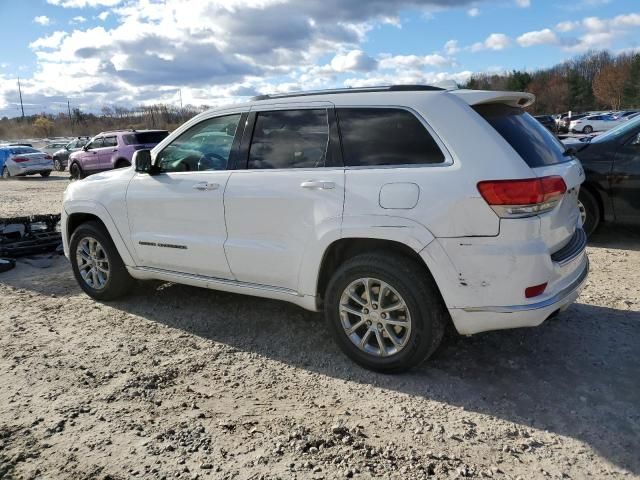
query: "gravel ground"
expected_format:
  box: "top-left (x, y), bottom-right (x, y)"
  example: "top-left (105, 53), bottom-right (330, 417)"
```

top-left (0, 173), bottom-right (639, 480)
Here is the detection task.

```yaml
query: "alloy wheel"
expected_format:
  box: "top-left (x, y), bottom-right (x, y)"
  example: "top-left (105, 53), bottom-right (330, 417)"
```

top-left (76, 237), bottom-right (110, 289)
top-left (578, 200), bottom-right (587, 228)
top-left (338, 277), bottom-right (412, 357)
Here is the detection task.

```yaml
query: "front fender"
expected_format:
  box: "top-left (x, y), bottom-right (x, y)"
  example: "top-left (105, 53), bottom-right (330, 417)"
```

top-left (63, 200), bottom-right (136, 266)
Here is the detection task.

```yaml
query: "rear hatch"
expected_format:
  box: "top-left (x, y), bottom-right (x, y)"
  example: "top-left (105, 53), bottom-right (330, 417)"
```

top-left (469, 98), bottom-right (584, 253)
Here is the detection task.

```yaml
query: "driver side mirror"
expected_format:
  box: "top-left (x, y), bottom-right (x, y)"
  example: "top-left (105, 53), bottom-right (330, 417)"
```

top-left (133, 149), bottom-right (159, 174)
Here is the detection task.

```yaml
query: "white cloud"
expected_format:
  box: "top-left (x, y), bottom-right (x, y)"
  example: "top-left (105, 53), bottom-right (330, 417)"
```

top-left (562, 13), bottom-right (640, 52)
top-left (71, 16), bottom-right (87, 24)
top-left (467, 7), bottom-right (480, 17)
top-left (515, 0), bottom-right (530, 7)
top-left (330, 50), bottom-right (378, 72)
top-left (517, 28), bottom-right (558, 47)
top-left (556, 21), bottom-right (578, 32)
top-left (378, 53), bottom-right (452, 70)
top-left (29, 31), bottom-right (69, 50)
top-left (33, 16), bottom-right (52, 26)
top-left (444, 39), bottom-right (459, 54)
top-left (47, 0), bottom-right (122, 7)
top-left (471, 33), bottom-right (510, 52)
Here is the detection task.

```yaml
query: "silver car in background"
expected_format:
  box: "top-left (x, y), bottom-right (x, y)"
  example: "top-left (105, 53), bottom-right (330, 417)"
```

top-left (0, 146), bottom-right (54, 179)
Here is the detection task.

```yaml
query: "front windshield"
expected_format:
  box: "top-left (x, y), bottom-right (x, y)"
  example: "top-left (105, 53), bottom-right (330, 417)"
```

top-left (593, 116), bottom-right (640, 143)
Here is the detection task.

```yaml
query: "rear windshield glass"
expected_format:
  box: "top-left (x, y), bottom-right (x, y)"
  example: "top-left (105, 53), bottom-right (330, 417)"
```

top-left (474, 104), bottom-right (568, 168)
top-left (123, 131), bottom-right (169, 145)
top-left (9, 147), bottom-right (39, 155)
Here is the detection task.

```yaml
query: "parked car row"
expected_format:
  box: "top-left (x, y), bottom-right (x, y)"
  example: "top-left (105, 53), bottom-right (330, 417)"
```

top-left (564, 115), bottom-right (640, 236)
top-left (553, 110), bottom-right (639, 134)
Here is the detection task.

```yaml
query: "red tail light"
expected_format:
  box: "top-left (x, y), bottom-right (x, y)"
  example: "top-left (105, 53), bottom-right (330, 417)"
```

top-left (477, 176), bottom-right (566, 218)
top-left (12, 157), bottom-right (30, 163)
top-left (525, 282), bottom-right (547, 298)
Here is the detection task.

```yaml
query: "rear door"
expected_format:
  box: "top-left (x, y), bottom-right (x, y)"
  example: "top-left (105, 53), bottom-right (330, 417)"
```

top-left (223, 104), bottom-right (345, 291)
top-left (473, 104), bottom-right (584, 251)
top-left (100, 135), bottom-right (118, 169)
top-left (126, 113), bottom-right (245, 278)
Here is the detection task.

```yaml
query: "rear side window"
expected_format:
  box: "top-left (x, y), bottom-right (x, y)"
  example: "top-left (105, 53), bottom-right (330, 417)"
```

top-left (337, 108), bottom-right (445, 167)
top-left (123, 131), bottom-right (169, 145)
top-left (474, 104), bottom-right (568, 168)
top-left (103, 136), bottom-right (117, 148)
top-left (248, 109), bottom-right (330, 169)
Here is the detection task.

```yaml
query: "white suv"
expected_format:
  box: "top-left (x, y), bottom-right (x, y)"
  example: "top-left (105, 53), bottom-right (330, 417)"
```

top-left (62, 85), bottom-right (588, 372)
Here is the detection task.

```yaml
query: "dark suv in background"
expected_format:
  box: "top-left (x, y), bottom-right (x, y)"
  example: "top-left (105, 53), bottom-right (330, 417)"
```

top-left (52, 137), bottom-right (90, 171)
top-left (69, 129), bottom-right (169, 179)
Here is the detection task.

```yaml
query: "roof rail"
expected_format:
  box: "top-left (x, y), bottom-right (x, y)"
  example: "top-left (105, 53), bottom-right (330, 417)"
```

top-left (250, 84), bottom-right (445, 101)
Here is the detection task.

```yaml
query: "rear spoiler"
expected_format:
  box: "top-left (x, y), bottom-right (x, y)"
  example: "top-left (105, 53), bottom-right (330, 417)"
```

top-left (451, 89), bottom-right (535, 108)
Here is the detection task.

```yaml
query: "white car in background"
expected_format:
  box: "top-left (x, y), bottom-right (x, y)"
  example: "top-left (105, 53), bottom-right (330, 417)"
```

top-left (0, 145), bottom-right (54, 179)
top-left (61, 85), bottom-right (588, 372)
top-left (569, 114), bottom-right (622, 134)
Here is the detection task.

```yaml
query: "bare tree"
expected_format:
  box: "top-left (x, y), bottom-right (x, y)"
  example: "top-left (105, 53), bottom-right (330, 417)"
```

top-left (593, 62), bottom-right (631, 110)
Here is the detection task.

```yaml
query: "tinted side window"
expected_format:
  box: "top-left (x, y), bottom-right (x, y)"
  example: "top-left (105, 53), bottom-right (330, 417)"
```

top-left (156, 114), bottom-right (241, 173)
top-left (337, 108), bottom-right (445, 167)
top-left (87, 138), bottom-right (104, 150)
top-left (248, 109), bottom-right (330, 169)
top-left (103, 136), bottom-right (117, 148)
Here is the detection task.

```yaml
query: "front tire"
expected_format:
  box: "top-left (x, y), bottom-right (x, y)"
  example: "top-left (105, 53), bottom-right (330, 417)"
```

top-left (579, 189), bottom-right (600, 236)
top-left (53, 158), bottom-right (63, 171)
top-left (69, 162), bottom-right (83, 180)
top-left (325, 253), bottom-right (447, 373)
top-left (582, 125), bottom-right (593, 134)
top-left (70, 221), bottom-right (134, 300)
top-left (40, 171), bottom-right (51, 178)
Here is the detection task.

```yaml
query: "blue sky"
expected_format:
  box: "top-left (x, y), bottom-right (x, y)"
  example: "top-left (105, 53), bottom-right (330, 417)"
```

top-left (0, 0), bottom-right (638, 117)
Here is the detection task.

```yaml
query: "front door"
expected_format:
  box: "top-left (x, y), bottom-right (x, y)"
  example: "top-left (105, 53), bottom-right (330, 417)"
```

top-left (82, 136), bottom-right (104, 171)
top-left (612, 131), bottom-right (640, 225)
top-left (224, 105), bottom-right (345, 291)
top-left (126, 113), bottom-right (245, 278)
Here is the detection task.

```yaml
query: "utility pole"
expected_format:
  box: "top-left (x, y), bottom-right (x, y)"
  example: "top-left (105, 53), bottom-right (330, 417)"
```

top-left (179, 88), bottom-right (183, 109)
top-left (17, 77), bottom-right (25, 119)
top-left (67, 100), bottom-right (73, 135)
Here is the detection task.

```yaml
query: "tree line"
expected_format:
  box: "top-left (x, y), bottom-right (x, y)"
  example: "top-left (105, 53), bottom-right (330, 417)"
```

top-left (0, 104), bottom-right (209, 141)
top-left (463, 50), bottom-right (640, 114)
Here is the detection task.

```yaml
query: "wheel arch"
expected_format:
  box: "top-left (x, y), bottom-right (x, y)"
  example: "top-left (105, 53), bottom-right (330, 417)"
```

top-left (64, 204), bottom-right (136, 266)
top-left (315, 237), bottom-right (444, 310)
top-left (114, 157), bottom-right (131, 168)
top-left (581, 180), bottom-right (609, 223)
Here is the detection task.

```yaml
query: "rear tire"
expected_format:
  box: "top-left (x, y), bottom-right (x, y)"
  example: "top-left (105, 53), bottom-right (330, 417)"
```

top-left (69, 162), bottom-right (83, 180)
top-left (69, 221), bottom-right (135, 300)
top-left (1, 167), bottom-right (10, 179)
top-left (579, 189), bottom-right (600, 236)
top-left (325, 252), bottom-right (447, 373)
top-left (40, 171), bottom-right (51, 178)
top-left (582, 125), bottom-right (593, 134)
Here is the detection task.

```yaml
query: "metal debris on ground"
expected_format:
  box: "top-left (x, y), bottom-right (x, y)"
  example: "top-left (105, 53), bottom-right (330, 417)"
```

top-left (0, 214), bottom-right (62, 258)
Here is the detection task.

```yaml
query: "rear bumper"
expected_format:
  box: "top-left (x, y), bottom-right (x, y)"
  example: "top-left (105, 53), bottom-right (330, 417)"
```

top-left (11, 164), bottom-right (53, 175)
top-left (449, 255), bottom-right (589, 335)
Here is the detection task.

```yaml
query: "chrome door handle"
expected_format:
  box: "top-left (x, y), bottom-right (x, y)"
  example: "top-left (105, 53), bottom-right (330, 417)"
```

top-left (193, 182), bottom-right (220, 191)
top-left (301, 180), bottom-right (335, 190)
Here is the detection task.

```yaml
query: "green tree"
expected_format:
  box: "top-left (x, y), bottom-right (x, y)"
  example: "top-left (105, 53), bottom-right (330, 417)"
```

top-left (623, 54), bottom-right (640, 108)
